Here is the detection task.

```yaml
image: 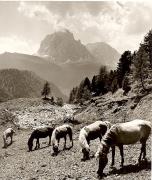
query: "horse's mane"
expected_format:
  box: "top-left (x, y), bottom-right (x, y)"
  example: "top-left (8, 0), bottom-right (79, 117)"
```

top-left (51, 128), bottom-right (57, 146)
top-left (102, 124), bottom-right (119, 147)
top-left (79, 127), bottom-right (90, 152)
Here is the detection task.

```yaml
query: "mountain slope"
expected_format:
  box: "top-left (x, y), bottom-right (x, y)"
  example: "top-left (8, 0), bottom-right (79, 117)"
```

top-left (0, 69), bottom-right (67, 102)
top-left (86, 42), bottom-right (120, 69)
top-left (0, 52), bottom-right (100, 95)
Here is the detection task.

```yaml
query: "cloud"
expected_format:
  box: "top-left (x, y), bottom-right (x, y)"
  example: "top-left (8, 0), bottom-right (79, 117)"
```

top-left (124, 2), bottom-right (152, 35)
top-left (0, 35), bottom-right (39, 54)
top-left (18, 2), bottom-right (60, 27)
top-left (17, 1), bottom-right (152, 53)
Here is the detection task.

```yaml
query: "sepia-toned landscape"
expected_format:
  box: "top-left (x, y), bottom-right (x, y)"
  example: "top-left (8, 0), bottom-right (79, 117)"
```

top-left (0, 1), bottom-right (151, 180)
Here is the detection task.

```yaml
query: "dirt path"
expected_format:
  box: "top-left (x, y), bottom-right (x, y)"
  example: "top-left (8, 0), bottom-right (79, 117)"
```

top-left (0, 128), bottom-right (151, 180)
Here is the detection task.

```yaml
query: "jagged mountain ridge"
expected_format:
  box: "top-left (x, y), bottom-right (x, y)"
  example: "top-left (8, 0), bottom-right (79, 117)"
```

top-left (86, 42), bottom-right (120, 69)
top-left (38, 29), bottom-right (95, 64)
top-left (0, 69), bottom-right (67, 102)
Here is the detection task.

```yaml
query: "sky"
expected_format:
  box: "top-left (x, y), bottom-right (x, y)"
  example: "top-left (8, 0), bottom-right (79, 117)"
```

top-left (0, 1), bottom-right (152, 55)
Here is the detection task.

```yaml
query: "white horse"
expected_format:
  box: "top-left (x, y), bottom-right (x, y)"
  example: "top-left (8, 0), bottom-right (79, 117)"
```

top-left (3, 128), bottom-right (15, 148)
top-left (51, 124), bottom-right (73, 155)
top-left (79, 121), bottom-right (112, 160)
top-left (95, 119), bottom-right (151, 177)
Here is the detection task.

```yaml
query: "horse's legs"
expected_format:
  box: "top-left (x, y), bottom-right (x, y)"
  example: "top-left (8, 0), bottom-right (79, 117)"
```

top-left (111, 146), bottom-right (115, 167)
top-left (10, 135), bottom-right (13, 144)
top-left (35, 139), bottom-right (38, 149)
top-left (64, 136), bottom-right (66, 149)
top-left (3, 135), bottom-right (7, 148)
top-left (142, 143), bottom-right (147, 161)
top-left (37, 138), bottom-right (40, 149)
top-left (68, 130), bottom-right (73, 147)
top-left (35, 138), bottom-right (40, 149)
top-left (119, 145), bottom-right (124, 167)
top-left (58, 138), bottom-right (60, 147)
top-left (138, 141), bottom-right (146, 163)
top-left (49, 136), bottom-right (51, 146)
top-left (99, 135), bottom-right (102, 142)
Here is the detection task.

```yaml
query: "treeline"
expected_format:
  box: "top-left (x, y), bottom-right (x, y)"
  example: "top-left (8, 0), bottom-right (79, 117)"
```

top-left (69, 30), bottom-right (152, 104)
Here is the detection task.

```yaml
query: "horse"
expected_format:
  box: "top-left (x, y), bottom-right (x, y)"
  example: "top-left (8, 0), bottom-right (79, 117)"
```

top-left (79, 121), bottom-right (112, 161)
top-left (3, 128), bottom-right (15, 148)
top-left (28, 127), bottom-right (54, 151)
top-left (51, 124), bottom-right (73, 155)
top-left (95, 119), bottom-right (151, 177)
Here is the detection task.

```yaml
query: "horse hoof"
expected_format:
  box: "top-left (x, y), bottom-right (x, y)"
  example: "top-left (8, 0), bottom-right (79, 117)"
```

top-left (143, 158), bottom-right (148, 163)
top-left (97, 172), bottom-right (105, 179)
top-left (81, 158), bottom-right (86, 162)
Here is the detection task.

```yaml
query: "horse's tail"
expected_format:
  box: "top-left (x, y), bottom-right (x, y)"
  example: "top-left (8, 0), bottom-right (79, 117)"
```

top-left (79, 127), bottom-right (90, 152)
top-left (144, 120), bottom-right (151, 138)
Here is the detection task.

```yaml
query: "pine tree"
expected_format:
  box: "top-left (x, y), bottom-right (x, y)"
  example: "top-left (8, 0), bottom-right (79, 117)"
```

top-left (122, 76), bottom-right (131, 95)
top-left (117, 51), bottom-right (132, 88)
top-left (41, 81), bottom-right (51, 99)
top-left (76, 77), bottom-right (91, 102)
top-left (143, 30), bottom-right (152, 66)
top-left (133, 46), bottom-right (149, 91)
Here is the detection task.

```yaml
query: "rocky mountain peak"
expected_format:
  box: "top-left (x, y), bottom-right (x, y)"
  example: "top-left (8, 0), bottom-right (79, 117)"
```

top-left (37, 29), bottom-right (94, 64)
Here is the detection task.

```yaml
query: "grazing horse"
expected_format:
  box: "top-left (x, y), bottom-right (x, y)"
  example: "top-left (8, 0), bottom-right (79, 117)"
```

top-left (79, 121), bottom-right (111, 161)
top-left (3, 128), bottom-right (15, 148)
top-left (51, 124), bottom-right (73, 155)
top-left (95, 119), bottom-right (151, 177)
top-left (28, 127), bottom-right (54, 151)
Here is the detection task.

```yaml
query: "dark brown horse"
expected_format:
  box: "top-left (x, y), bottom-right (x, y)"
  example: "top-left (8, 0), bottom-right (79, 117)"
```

top-left (28, 127), bottom-right (54, 151)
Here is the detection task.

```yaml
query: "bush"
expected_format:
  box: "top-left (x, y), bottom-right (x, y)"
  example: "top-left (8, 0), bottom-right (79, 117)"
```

top-left (56, 97), bottom-right (63, 106)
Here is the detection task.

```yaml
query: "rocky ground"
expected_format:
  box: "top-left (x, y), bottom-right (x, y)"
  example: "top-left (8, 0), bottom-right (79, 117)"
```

top-left (0, 94), bottom-right (151, 180)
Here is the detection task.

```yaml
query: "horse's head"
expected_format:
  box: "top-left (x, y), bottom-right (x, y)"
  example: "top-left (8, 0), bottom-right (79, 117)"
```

top-left (96, 143), bottom-right (109, 177)
top-left (28, 138), bottom-right (33, 152)
top-left (82, 148), bottom-right (90, 160)
top-left (53, 144), bottom-right (59, 154)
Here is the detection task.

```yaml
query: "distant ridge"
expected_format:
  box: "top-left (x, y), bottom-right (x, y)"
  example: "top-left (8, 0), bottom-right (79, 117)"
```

top-left (86, 42), bottom-right (120, 69)
top-left (0, 69), bottom-right (67, 102)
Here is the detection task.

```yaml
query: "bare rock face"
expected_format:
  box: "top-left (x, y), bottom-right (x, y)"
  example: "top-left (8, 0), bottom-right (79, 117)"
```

top-left (86, 42), bottom-right (120, 69)
top-left (38, 29), bottom-right (95, 64)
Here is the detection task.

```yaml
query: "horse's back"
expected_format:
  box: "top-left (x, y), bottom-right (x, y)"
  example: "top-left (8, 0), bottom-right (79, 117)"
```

top-left (31, 127), bottom-right (53, 138)
top-left (56, 124), bottom-right (72, 132)
top-left (113, 119), bottom-right (151, 145)
top-left (86, 121), bottom-right (108, 133)
top-left (4, 128), bottom-right (14, 135)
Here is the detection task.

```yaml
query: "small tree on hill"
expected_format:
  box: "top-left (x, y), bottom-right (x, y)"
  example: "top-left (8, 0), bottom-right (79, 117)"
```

top-left (41, 81), bottom-right (51, 99)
